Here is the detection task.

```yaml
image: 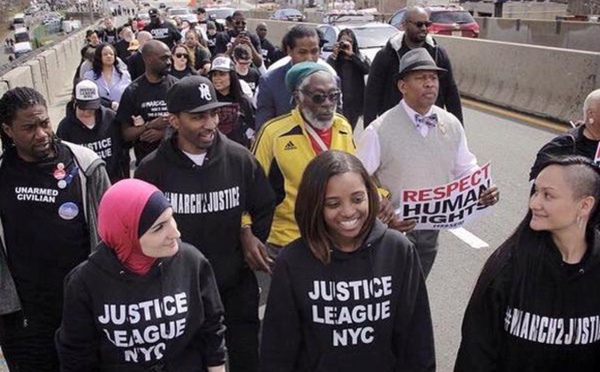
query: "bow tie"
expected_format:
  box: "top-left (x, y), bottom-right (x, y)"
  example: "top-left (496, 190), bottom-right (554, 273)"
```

top-left (415, 113), bottom-right (438, 128)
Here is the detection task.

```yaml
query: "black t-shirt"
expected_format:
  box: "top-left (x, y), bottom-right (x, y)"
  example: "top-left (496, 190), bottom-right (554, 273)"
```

top-left (98, 27), bottom-right (118, 44)
top-left (115, 74), bottom-right (179, 163)
top-left (114, 38), bottom-right (132, 61)
top-left (237, 67), bottom-right (260, 94)
top-left (57, 106), bottom-right (127, 183)
top-left (0, 145), bottom-right (89, 320)
top-left (126, 51), bottom-right (145, 81)
top-left (260, 37), bottom-right (279, 68)
top-left (144, 21), bottom-right (182, 49)
top-left (169, 66), bottom-right (198, 80)
top-left (206, 33), bottom-right (217, 55)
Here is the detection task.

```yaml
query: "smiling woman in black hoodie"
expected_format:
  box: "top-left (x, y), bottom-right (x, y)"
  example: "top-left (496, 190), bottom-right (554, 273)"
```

top-left (56, 179), bottom-right (226, 372)
top-left (260, 151), bottom-right (435, 372)
top-left (455, 155), bottom-right (600, 371)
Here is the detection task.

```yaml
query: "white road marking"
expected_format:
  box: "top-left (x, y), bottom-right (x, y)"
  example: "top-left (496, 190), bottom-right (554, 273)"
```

top-left (449, 227), bottom-right (489, 249)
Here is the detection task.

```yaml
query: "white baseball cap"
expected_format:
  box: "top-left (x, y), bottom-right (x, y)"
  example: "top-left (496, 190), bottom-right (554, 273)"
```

top-left (75, 80), bottom-right (101, 110)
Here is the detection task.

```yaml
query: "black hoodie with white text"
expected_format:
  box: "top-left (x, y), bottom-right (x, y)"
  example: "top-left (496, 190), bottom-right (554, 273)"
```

top-left (455, 230), bottom-right (600, 371)
top-left (134, 133), bottom-right (275, 291)
top-left (260, 220), bottom-right (435, 372)
top-left (57, 242), bottom-right (226, 371)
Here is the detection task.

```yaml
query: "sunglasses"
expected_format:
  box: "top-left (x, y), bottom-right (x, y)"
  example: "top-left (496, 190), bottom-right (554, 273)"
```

top-left (175, 53), bottom-right (189, 59)
top-left (234, 20), bottom-right (247, 26)
top-left (409, 20), bottom-right (432, 28)
top-left (301, 89), bottom-right (341, 104)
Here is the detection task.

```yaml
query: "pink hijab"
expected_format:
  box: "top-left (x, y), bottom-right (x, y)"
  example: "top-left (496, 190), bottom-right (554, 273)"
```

top-left (97, 179), bottom-right (164, 275)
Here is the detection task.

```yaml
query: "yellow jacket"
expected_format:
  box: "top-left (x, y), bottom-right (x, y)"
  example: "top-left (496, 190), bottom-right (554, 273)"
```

top-left (252, 108), bottom-right (355, 247)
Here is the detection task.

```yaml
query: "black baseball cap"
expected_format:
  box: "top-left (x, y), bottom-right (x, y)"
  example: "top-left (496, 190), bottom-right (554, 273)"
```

top-left (167, 76), bottom-right (230, 114)
top-left (148, 8), bottom-right (159, 16)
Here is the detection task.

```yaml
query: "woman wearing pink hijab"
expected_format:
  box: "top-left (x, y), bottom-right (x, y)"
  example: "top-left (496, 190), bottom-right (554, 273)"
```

top-left (56, 179), bottom-right (226, 372)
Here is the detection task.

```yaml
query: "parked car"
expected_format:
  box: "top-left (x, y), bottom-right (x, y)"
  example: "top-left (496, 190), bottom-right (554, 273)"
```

top-left (317, 22), bottom-right (399, 63)
top-left (388, 5), bottom-right (479, 38)
top-left (10, 13), bottom-right (26, 30)
top-left (13, 27), bottom-right (32, 58)
top-left (270, 8), bottom-right (304, 22)
top-left (321, 11), bottom-right (374, 24)
top-left (167, 7), bottom-right (196, 23)
top-left (205, 7), bottom-right (235, 27)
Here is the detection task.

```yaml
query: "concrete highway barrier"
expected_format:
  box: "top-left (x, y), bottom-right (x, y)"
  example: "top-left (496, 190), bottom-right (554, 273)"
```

top-left (0, 27), bottom-right (86, 104)
top-left (248, 19), bottom-right (600, 123)
top-left (435, 35), bottom-right (600, 123)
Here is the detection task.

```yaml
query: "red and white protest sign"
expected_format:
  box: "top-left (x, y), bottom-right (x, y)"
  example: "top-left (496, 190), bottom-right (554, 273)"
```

top-left (397, 163), bottom-right (493, 230)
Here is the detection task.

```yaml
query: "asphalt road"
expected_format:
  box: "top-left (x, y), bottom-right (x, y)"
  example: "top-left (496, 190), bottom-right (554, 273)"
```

top-left (426, 106), bottom-right (558, 371)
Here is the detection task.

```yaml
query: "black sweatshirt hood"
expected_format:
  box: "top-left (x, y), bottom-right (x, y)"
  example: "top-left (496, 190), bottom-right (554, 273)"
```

top-left (329, 220), bottom-right (387, 262)
top-left (88, 242), bottom-right (175, 282)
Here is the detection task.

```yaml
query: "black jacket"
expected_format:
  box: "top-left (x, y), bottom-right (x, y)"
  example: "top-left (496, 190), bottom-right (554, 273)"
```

top-left (327, 52), bottom-right (370, 121)
top-left (57, 104), bottom-right (128, 183)
top-left (363, 32), bottom-right (463, 126)
top-left (57, 242), bottom-right (226, 371)
top-left (455, 230), bottom-right (600, 371)
top-left (134, 133), bottom-right (275, 291)
top-left (529, 124), bottom-right (594, 181)
top-left (260, 221), bottom-right (435, 372)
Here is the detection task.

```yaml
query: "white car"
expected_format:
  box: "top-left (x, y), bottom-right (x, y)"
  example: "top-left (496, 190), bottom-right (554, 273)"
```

top-left (167, 8), bottom-right (196, 24)
top-left (317, 22), bottom-right (399, 63)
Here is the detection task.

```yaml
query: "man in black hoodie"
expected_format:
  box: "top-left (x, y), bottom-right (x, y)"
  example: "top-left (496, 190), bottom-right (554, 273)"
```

top-left (135, 76), bottom-right (275, 372)
top-left (364, 6), bottom-right (463, 127)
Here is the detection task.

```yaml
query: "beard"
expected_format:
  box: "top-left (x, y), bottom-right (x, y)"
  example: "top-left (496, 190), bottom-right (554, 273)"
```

top-left (301, 107), bottom-right (334, 130)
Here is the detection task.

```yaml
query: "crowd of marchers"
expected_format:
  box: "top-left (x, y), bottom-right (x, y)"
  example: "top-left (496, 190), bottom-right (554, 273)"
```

top-left (1, 5), bottom-right (600, 372)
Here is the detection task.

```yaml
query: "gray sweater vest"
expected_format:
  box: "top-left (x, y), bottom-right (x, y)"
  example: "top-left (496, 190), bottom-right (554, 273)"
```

top-left (371, 104), bottom-right (464, 208)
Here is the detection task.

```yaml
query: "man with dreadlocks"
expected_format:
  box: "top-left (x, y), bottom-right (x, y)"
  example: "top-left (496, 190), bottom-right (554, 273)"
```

top-left (0, 87), bottom-right (110, 371)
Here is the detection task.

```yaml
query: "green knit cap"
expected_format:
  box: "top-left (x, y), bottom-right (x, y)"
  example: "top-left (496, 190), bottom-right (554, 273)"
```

top-left (285, 61), bottom-right (330, 93)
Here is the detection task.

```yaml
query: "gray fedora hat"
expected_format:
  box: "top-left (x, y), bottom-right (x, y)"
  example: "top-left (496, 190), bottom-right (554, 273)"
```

top-left (396, 48), bottom-right (447, 81)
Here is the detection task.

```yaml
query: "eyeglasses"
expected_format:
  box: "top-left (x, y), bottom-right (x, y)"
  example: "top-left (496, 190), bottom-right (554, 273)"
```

top-left (301, 89), bottom-right (341, 104)
top-left (175, 53), bottom-right (189, 59)
top-left (234, 20), bottom-right (247, 26)
top-left (408, 20), bottom-right (432, 28)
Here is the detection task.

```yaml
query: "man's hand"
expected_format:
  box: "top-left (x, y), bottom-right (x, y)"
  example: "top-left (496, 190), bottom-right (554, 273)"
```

top-left (140, 128), bottom-right (164, 143)
top-left (378, 197), bottom-right (417, 233)
top-left (389, 218), bottom-right (417, 233)
top-left (131, 115), bottom-right (145, 127)
top-left (146, 115), bottom-right (170, 130)
top-left (377, 197), bottom-right (396, 225)
top-left (240, 226), bottom-right (273, 274)
top-left (479, 185), bottom-right (500, 207)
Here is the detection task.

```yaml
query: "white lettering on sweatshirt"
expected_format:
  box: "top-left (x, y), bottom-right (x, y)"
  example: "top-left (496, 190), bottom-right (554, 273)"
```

top-left (308, 277), bottom-right (393, 347)
top-left (15, 187), bottom-right (59, 203)
top-left (98, 292), bottom-right (189, 363)
top-left (165, 187), bottom-right (240, 214)
top-left (504, 307), bottom-right (600, 345)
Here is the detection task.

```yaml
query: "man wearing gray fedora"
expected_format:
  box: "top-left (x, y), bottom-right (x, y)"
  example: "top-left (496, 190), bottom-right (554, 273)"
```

top-left (356, 48), bottom-right (500, 279)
